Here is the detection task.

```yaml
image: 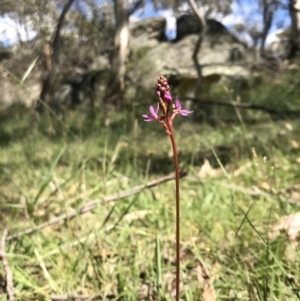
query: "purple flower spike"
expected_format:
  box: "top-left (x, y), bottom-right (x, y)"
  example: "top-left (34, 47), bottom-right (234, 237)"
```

top-left (175, 97), bottom-right (193, 116)
top-left (142, 103), bottom-right (160, 122)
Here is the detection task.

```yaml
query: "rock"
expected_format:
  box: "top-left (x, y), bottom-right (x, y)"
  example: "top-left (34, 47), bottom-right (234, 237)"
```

top-left (176, 16), bottom-right (228, 41)
top-left (130, 17), bottom-right (167, 47)
top-left (269, 39), bottom-right (291, 59)
top-left (0, 68), bottom-right (40, 110)
top-left (130, 16), bottom-right (253, 91)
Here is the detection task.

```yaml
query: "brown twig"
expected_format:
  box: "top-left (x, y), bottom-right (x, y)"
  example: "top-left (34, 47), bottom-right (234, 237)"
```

top-left (7, 171), bottom-right (187, 242)
top-left (185, 97), bottom-right (300, 116)
top-left (135, 99), bottom-right (300, 117)
top-left (50, 294), bottom-right (100, 300)
top-left (1, 229), bottom-right (15, 301)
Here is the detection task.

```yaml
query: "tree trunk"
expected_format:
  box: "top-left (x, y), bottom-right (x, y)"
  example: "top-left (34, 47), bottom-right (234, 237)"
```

top-left (105, 0), bottom-right (129, 105)
top-left (290, 0), bottom-right (300, 57)
top-left (260, 0), bottom-right (274, 58)
top-left (37, 0), bottom-right (76, 112)
top-left (187, 0), bottom-right (206, 97)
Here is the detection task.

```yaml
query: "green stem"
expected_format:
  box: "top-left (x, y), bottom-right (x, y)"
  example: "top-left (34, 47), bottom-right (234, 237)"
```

top-left (167, 118), bottom-right (180, 301)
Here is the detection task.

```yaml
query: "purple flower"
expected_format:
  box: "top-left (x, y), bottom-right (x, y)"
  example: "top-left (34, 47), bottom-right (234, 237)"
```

top-left (142, 103), bottom-right (160, 122)
top-left (175, 97), bottom-right (193, 116)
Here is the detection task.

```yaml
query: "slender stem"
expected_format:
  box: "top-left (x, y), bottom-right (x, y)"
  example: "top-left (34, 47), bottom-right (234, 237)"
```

top-left (167, 118), bottom-right (180, 301)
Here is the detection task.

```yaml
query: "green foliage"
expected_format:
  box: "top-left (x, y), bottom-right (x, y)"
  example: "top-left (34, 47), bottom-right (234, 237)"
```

top-left (192, 63), bottom-right (300, 125)
top-left (0, 104), bottom-right (33, 146)
top-left (227, 68), bottom-right (300, 111)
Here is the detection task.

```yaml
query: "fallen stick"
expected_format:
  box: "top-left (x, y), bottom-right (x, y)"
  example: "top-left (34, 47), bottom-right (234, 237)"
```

top-left (7, 171), bottom-right (187, 241)
top-left (184, 97), bottom-right (300, 117)
top-left (1, 229), bottom-right (15, 301)
top-left (135, 98), bottom-right (300, 117)
top-left (50, 294), bottom-right (104, 300)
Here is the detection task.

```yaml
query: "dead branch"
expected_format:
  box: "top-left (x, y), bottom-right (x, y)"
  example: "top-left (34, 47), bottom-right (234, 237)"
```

top-left (50, 295), bottom-right (100, 300)
top-left (1, 229), bottom-right (15, 301)
top-left (7, 171), bottom-right (187, 241)
top-left (185, 97), bottom-right (300, 116)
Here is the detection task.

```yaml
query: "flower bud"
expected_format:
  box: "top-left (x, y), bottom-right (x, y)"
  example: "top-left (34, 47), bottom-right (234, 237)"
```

top-left (164, 91), bottom-right (172, 103)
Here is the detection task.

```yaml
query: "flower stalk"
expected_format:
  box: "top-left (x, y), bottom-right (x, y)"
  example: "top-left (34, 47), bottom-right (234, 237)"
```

top-left (143, 76), bottom-right (193, 301)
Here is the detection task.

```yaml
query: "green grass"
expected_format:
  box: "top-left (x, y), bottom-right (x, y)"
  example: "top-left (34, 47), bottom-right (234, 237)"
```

top-left (1, 71), bottom-right (300, 300)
